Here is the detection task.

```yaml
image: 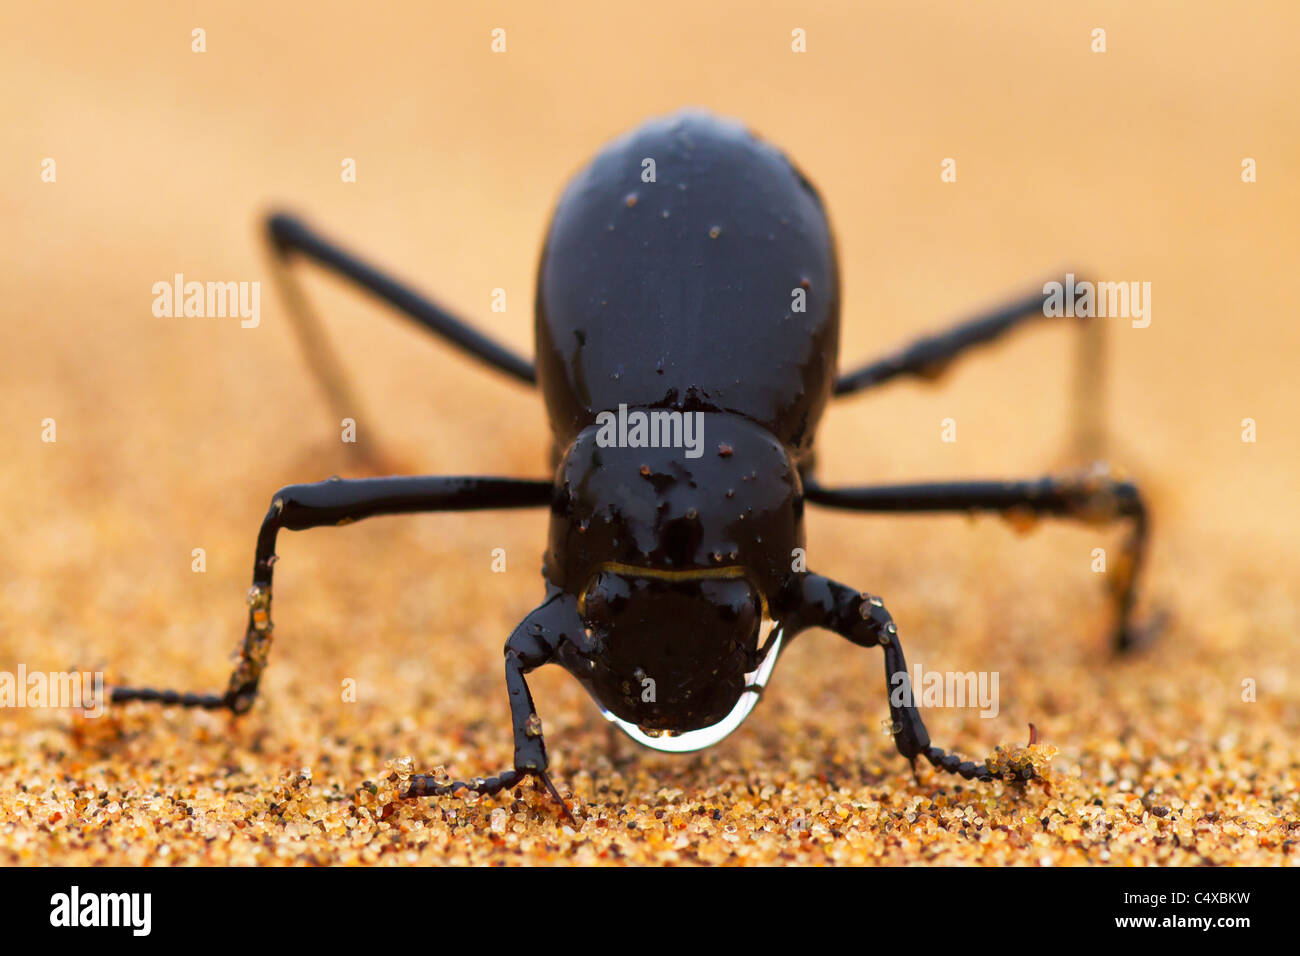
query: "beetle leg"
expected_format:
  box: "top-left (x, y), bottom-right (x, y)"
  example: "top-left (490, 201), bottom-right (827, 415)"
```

top-left (110, 475), bottom-right (552, 713)
top-left (265, 213), bottom-right (536, 471)
top-left (406, 588), bottom-right (583, 825)
top-left (833, 277), bottom-right (1107, 460)
top-left (804, 465), bottom-right (1164, 653)
top-left (789, 573), bottom-right (1034, 784)
top-left (266, 210), bottom-right (535, 414)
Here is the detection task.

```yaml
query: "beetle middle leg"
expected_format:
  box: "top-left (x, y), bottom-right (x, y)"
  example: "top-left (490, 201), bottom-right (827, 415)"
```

top-left (788, 574), bottom-right (1035, 784)
top-left (804, 467), bottom-right (1163, 652)
top-left (833, 278), bottom-right (1107, 460)
top-left (110, 475), bottom-right (552, 712)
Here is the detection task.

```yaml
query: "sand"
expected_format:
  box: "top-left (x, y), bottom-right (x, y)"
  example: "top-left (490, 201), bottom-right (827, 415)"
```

top-left (1, 1), bottom-right (1296, 865)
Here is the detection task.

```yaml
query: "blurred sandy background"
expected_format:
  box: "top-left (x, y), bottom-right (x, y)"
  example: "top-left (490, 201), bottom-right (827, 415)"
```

top-left (1, 2), bottom-right (1296, 865)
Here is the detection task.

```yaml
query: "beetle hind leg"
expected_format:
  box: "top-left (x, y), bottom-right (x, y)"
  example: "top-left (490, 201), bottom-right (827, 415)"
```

top-left (832, 277), bottom-right (1110, 463)
top-left (803, 467), bottom-right (1166, 654)
top-left (263, 212), bottom-right (537, 474)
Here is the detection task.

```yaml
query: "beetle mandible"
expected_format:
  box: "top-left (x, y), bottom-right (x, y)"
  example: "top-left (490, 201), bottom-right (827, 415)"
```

top-left (110, 111), bottom-right (1157, 818)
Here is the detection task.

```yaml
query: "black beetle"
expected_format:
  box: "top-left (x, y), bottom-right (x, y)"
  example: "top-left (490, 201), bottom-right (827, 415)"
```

top-left (111, 110), bottom-right (1156, 818)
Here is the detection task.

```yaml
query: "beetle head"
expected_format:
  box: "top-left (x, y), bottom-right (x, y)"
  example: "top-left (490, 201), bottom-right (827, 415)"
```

top-left (577, 565), bottom-right (765, 734)
top-left (547, 410), bottom-right (802, 743)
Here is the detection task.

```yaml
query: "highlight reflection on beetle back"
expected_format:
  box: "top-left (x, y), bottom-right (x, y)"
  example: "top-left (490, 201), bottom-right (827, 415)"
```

top-left (580, 570), bottom-right (762, 732)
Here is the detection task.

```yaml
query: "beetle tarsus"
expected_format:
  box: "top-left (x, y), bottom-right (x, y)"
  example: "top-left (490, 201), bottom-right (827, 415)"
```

top-left (922, 745), bottom-right (997, 783)
top-left (923, 744), bottom-right (1040, 784)
top-left (406, 768), bottom-right (524, 799)
top-left (109, 686), bottom-right (233, 710)
top-left (404, 767), bottom-right (576, 826)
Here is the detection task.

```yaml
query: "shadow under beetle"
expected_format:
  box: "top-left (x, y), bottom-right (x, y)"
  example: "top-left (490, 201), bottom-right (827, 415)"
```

top-left (111, 110), bottom-right (1159, 819)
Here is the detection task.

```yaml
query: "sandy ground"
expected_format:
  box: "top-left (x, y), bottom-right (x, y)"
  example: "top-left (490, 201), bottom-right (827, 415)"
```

top-left (1, 2), bottom-right (1297, 865)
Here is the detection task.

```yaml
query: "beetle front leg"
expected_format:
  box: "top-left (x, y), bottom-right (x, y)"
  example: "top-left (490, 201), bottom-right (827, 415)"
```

top-left (791, 573), bottom-right (1035, 784)
top-left (406, 588), bottom-right (582, 824)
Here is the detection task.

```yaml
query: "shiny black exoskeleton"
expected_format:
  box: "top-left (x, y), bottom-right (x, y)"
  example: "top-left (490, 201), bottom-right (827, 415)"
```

top-left (111, 110), bottom-right (1158, 820)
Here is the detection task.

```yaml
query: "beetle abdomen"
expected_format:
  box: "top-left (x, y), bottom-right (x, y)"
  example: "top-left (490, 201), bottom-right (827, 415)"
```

top-left (535, 110), bottom-right (840, 457)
